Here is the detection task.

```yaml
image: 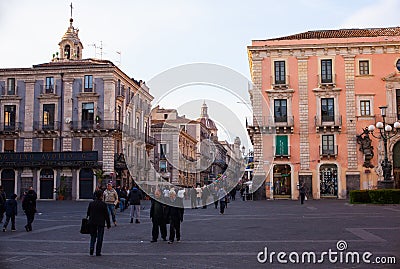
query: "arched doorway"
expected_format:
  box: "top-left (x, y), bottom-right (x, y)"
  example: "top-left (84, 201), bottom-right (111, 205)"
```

top-left (79, 168), bottom-right (93, 199)
top-left (320, 164), bottom-right (338, 198)
top-left (1, 169), bottom-right (15, 199)
top-left (392, 141), bottom-right (400, 188)
top-left (273, 164), bottom-right (291, 198)
top-left (40, 169), bottom-right (54, 199)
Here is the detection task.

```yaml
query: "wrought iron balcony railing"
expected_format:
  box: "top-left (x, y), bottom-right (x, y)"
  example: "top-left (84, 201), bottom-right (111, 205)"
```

top-left (70, 120), bottom-right (123, 131)
top-left (33, 121), bottom-right (61, 131)
top-left (0, 122), bottom-right (23, 132)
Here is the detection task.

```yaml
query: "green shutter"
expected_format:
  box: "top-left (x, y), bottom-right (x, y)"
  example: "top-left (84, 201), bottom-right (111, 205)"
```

top-left (276, 136), bottom-right (288, 155)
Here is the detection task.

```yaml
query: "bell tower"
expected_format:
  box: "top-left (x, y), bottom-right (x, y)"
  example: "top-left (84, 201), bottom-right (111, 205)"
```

top-left (57, 3), bottom-right (83, 60)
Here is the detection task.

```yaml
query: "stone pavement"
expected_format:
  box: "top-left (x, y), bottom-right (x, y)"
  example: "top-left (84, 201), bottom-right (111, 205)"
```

top-left (0, 198), bottom-right (399, 269)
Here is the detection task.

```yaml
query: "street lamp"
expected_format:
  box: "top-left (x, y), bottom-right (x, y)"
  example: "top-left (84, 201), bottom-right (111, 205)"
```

top-left (367, 106), bottom-right (400, 189)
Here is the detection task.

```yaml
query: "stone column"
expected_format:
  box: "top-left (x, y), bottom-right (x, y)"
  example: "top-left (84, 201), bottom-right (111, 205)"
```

top-left (24, 79), bottom-right (35, 152)
top-left (62, 78), bottom-right (74, 151)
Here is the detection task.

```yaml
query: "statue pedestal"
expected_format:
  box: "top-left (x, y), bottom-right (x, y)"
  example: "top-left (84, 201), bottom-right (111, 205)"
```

top-left (377, 180), bottom-right (395, 189)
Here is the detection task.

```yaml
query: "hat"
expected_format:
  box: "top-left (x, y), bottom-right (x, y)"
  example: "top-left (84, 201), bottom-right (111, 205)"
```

top-left (177, 189), bottom-right (185, 198)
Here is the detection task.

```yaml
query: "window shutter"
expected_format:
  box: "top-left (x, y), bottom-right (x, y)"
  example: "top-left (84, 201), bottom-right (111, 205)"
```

top-left (275, 136), bottom-right (288, 155)
top-left (4, 140), bottom-right (14, 152)
top-left (82, 138), bottom-right (93, 151)
top-left (42, 139), bottom-right (53, 152)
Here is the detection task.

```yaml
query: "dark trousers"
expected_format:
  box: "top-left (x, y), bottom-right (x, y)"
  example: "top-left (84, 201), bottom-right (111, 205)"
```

top-left (152, 220), bottom-right (167, 241)
top-left (169, 220), bottom-right (181, 242)
top-left (26, 212), bottom-right (35, 230)
top-left (220, 201), bottom-right (226, 214)
top-left (4, 214), bottom-right (15, 230)
top-left (90, 225), bottom-right (105, 255)
top-left (300, 193), bottom-right (305, 204)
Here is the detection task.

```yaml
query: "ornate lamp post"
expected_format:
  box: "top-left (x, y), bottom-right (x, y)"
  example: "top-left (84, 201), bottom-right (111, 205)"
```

top-left (367, 106), bottom-right (400, 189)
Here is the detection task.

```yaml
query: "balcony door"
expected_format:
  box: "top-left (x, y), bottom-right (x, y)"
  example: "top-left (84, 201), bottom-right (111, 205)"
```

top-left (82, 102), bottom-right (94, 129)
top-left (4, 105), bottom-right (16, 131)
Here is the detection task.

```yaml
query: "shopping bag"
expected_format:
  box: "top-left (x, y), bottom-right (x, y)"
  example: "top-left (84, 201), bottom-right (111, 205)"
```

top-left (80, 218), bottom-right (90, 234)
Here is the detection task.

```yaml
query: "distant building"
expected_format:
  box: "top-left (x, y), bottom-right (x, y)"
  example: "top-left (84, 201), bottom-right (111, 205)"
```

top-left (151, 107), bottom-right (197, 187)
top-left (0, 14), bottom-right (154, 199)
top-left (247, 27), bottom-right (400, 200)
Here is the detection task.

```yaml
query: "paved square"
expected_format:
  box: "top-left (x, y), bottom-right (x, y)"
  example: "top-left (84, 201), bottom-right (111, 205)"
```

top-left (0, 199), bottom-right (399, 268)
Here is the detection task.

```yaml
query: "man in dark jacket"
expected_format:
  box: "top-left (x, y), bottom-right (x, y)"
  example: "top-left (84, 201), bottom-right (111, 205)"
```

top-left (127, 185), bottom-right (142, 223)
top-left (2, 194), bottom-right (17, 232)
top-left (150, 189), bottom-right (167, 242)
top-left (0, 186), bottom-right (6, 223)
top-left (87, 190), bottom-right (111, 256)
top-left (22, 189), bottom-right (37, 232)
top-left (165, 190), bottom-right (184, 244)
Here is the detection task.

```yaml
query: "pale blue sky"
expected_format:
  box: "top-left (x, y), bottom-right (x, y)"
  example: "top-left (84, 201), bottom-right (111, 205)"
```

top-left (1, 0), bottom-right (399, 148)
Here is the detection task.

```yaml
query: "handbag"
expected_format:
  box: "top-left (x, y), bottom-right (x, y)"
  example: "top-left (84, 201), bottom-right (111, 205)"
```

top-left (80, 218), bottom-right (90, 234)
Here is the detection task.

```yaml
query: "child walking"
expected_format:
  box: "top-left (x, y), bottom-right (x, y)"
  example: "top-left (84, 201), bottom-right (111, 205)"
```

top-left (3, 194), bottom-right (17, 232)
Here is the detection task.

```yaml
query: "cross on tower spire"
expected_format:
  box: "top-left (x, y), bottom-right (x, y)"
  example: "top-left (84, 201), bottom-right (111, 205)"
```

top-left (70, 2), bottom-right (73, 18)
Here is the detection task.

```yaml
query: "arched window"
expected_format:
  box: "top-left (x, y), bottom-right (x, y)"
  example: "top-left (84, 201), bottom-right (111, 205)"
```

top-left (64, 45), bottom-right (71, 59)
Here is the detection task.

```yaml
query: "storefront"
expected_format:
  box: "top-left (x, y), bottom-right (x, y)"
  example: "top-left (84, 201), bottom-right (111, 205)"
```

top-left (39, 169), bottom-right (54, 199)
top-left (273, 164), bottom-right (291, 198)
top-left (0, 169), bottom-right (15, 199)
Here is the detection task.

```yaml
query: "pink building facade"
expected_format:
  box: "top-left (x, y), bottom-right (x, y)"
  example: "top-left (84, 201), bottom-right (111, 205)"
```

top-left (247, 27), bottom-right (400, 199)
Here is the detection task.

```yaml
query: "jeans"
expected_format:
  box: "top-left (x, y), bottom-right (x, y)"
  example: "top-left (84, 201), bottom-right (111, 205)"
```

top-left (129, 205), bottom-right (140, 220)
top-left (119, 198), bottom-right (126, 212)
top-left (106, 204), bottom-right (116, 223)
top-left (90, 225), bottom-right (105, 255)
top-left (3, 214), bottom-right (15, 230)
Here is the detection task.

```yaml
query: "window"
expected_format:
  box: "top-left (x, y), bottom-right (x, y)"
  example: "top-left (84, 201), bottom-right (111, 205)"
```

top-left (321, 98), bottom-right (334, 122)
top-left (321, 60), bottom-right (333, 83)
top-left (7, 78), bottom-right (15, 95)
top-left (160, 144), bottom-right (167, 159)
top-left (274, 61), bottom-right (286, 85)
top-left (117, 79), bottom-right (121, 96)
top-left (82, 138), bottom-right (93, 151)
top-left (159, 160), bottom-right (167, 172)
top-left (397, 90), bottom-right (400, 120)
top-left (360, 100), bottom-right (371, 116)
top-left (359, 61), bottom-right (369, 75)
top-left (164, 114), bottom-right (168, 119)
top-left (84, 75), bottom-right (93, 92)
top-left (396, 59), bottom-right (400, 72)
top-left (43, 104), bottom-right (55, 129)
top-left (82, 102), bottom-right (94, 129)
top-left (45, 77), bottom-right (54, 93)
top-left (4, 105), bottom-right (16, 130)
top-left (275, 135), bottom-right (288, 156)
top-left (322, 135), bottom-right (334, 155)
top-left (42, 139), bottom-right (53, 152)
top-left (4, 140), bottom-right (14, 152)
top-left (64, 45), bottom-right (70, 59)
top-left (180, 124), bottom-right (186, 132)
top-left (274, 99), bottom-right (287, 122)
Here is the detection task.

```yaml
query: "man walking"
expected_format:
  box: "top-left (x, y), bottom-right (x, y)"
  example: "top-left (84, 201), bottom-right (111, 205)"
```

top-left (2, 194), bottom-right (17, 232)
top-left (87, 190), bottom-right (111, 256)
top-left (103, 183), bottom-right (118, 226)
top-left (299, 181), bottom-right (306, 205)
top-left (22, 189), bottom-right (37, 231)
top-left (0, 186), bottom-right (6, 223)
top-left (128, 184), bottom-right (142, 223)
top-left (150, 189), bottom-right (167, 242)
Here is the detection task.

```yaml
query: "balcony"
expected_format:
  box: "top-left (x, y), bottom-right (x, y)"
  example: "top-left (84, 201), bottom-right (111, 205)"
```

top-left (317, 74), bottom-right (337, 89)
top-left (319, 145), bottom-right (338, 159)
top-left (40, 84), bottom-right (57, 95)
top-left (314, 115), bottom-right (342, 133)
top-left (33, 121), bottom-right (61, 133)
top-left (0, 122), bottom-right (22, 134)
top-left (270, 75), bottom-right (290, 89)
top-left (250, 116), bottom-right (294, 134)
top-left (274, 145), bottom-right (291, 159)
top-left (70, 120), bottom-right (123, 132)
top-left (114, 153), bottom-right (127, 170)
top-left (0, 86), bottom-right (19, 98)
top-left (145, 134), bottom-right (156, 148)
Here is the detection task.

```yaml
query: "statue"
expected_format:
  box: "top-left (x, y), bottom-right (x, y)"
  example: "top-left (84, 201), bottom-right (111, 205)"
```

top-left (356, 127), bottom-right (374, 168)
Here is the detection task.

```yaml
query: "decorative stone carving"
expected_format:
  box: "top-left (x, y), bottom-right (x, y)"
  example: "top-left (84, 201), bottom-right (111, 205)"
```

top-left (356, 127), bottom-right (374, 168)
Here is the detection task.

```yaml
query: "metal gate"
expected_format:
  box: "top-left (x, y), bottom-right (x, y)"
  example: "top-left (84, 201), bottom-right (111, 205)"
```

top-left (320, 164), bottom-right (338, 197)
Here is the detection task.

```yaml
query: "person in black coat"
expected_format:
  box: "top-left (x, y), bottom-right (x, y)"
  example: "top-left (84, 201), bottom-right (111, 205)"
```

top-left (0, 186), bottom-right (6, 223)
top-left (150, 189), bottom-right (167, 242)
top-left (22, 189), bottom-right (37, 232)
top-left (165, 190), bottom-right (184, 244)
top-left (2, 194), bottom-right (17, 232)
top-left (127, 185), bottom-right (143, 223)
top-left (87, 190), bottom-right (111, 256)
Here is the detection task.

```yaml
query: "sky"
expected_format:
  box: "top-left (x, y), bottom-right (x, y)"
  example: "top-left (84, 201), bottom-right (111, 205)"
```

top-left (1, 0), bottom-right (399, 150)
